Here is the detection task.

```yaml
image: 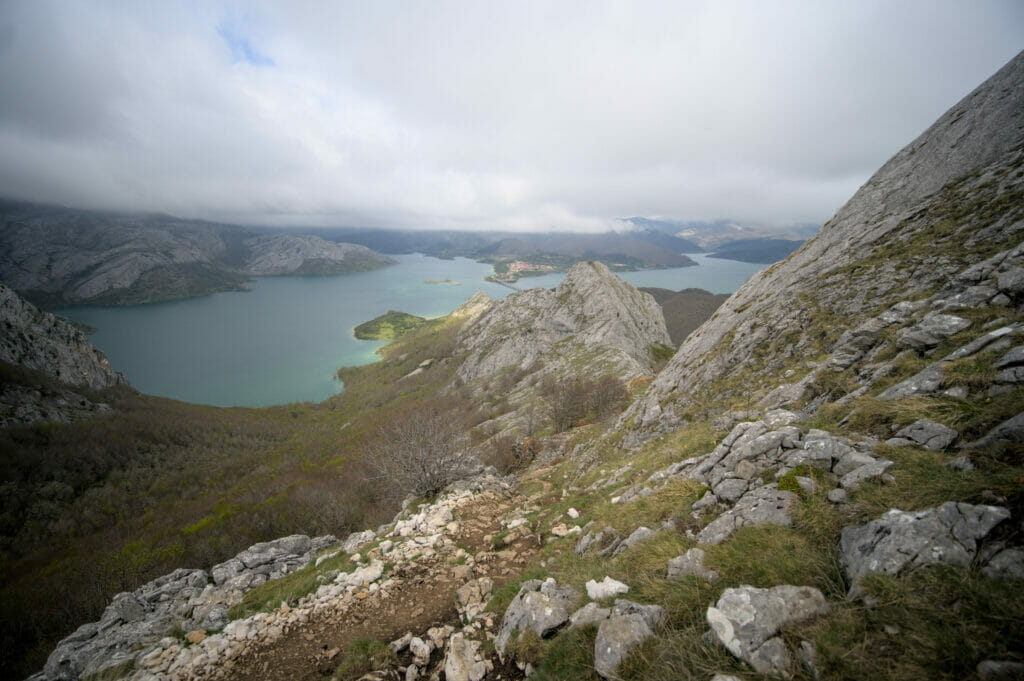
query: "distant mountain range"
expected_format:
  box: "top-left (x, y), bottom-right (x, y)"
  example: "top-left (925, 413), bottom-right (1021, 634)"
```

top-left (0, 200), bottom-right (396, 307)
top-left (706, 237), bottom-right (804, 264)
top-left (0, 197), bottom-right (815, 308)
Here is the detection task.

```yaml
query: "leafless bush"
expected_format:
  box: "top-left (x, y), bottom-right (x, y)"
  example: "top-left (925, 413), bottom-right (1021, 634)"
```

top-left (364, 400), bottom-right (478, 497)
top-left (540, 373), bottom-right (630, 431)
top-left (480, 433), bottom-right (536, 474)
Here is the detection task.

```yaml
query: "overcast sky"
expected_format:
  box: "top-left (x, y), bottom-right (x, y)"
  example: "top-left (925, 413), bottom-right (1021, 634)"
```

top-left (0, 1), bottom-right (1021, 232)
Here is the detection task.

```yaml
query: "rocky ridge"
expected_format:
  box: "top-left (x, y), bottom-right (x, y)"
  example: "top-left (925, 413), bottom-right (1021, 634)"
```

top-left (0, 284), bottom-right (123, 390)
top-left (625, 50), bottom-right (1024, 441)
top-left (34, 473), bottom-right (542, 681)
top-left (455, 261), bottom-right (670, 434)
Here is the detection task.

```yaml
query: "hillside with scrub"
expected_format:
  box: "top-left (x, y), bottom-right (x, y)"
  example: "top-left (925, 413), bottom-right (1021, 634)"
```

top-left (3, 51), bottom-right (1024, 681)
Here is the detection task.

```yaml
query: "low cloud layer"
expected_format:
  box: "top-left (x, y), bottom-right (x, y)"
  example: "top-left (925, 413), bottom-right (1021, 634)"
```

top-left (0, 1), bottom-right (1021, 231)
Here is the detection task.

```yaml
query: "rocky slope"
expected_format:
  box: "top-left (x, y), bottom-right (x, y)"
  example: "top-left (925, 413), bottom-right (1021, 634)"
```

top-left (625, 50), bottom-right (1024, 440)
top-left (241, 234), bottom-right (395, 275)
top-left (457, 261), bottom-right (670, 385)
top-left (0, 201), bottom-right (395, 307)
top-left (453, 261), bottom-right (671, 434)
top-left (0, 284), bottom-right (124, 390)
top-left (0, 283), bottom-right (127, 426)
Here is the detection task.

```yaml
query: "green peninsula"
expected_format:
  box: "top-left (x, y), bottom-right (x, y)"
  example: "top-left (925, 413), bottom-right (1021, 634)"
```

top-left (353, 310), bottom-right (427, 340)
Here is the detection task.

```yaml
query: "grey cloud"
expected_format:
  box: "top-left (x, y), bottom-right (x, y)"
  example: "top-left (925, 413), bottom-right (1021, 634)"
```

top-left (0, 0), bottom-right (1022, 230)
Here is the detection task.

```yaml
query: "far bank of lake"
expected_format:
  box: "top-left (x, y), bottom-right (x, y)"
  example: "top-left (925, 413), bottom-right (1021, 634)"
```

top-left (57, 254), bottom-right (764, 407)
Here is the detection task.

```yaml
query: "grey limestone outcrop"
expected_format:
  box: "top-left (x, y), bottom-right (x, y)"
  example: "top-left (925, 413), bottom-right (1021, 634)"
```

top-left (667, 547), bottom-right (719, 581)
top-left (495, 578), bottom-right (579, 660)
top-left (963, 412), bottom-right (1024, 450)
top-left (456, 261), bottom-right (670, 387)
top-left (593, 600), bottom-right (665, 678)
top-left (885, 419), bottom-right (959, 451)
top-left (840, 502), bottom-right (1014, 599)
top-left (0, 283), bottom-right (125, 390)
top-left (42, 533), bottom-right (336, 681)
top-left (706, 585), bottom-right (828, 675)
top-left (641, 415), bottom-right (894, 545)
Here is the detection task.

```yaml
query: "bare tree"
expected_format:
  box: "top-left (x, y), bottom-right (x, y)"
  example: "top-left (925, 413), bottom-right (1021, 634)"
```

top-left (364, 402), bottom-right (477, 498)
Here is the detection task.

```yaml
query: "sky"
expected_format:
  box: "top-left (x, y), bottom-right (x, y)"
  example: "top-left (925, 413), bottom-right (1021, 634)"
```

top-left (0, 1), bottom-right (1021, 232)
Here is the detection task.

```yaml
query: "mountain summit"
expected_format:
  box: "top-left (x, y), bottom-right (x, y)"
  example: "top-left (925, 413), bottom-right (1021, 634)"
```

top-left (457, 261), bottom-right (670, 386)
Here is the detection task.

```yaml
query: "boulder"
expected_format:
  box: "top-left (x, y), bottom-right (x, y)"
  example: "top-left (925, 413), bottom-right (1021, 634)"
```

top-left (840, 502), bottom-right (1011, 599)
top-left (897, 313), bottom-right (972, 352)
top-left (586, 576), bottom-right (630, 600)
top-left (444, 634), bottom-right (487, 681)
top-left (978, 659), bottom-right (1024, 680)
top-left (342, 529), bottom-right (377, 554)
top-left (698, 484), bottom-right (797, 545)
top-left (456, 577), bottom-right (493, 622)
top-left (612, 526), bottom-right (657, 555)
top-left (997, 267), bottom-right (1024, 298)
top-left (878, 363), bottom-right (945, 400)
top-left (569, 602), bottom-right (612, 629)
top-left (706, 585), bottom-right (829, 675)
top-left (892, 419), bottom-right (959, 451)
top-left (594, 600), bottom-right (665, 678)
top-left (575, 526), bottom-right (621, 556)
top-left (963, 412), bottom-right (1024, 449)
top-left (994, 345), bottom-right (1024, 369)
top-left (667, 548), bottom-right (718, 581)
top-left (495, 578), bottom-right (579, 660)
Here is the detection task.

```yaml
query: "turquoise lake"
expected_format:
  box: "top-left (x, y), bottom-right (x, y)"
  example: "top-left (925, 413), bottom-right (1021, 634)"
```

top-left (57, 253), bottom-right (763, 407)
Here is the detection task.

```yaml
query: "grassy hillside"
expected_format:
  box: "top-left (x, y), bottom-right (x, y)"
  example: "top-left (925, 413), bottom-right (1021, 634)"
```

top-left (0, 314), bottom-right (477, 678)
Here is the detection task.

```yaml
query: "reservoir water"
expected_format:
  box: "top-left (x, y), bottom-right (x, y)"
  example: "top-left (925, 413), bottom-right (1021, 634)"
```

top-left (57, 253), bottom-right (763, 407)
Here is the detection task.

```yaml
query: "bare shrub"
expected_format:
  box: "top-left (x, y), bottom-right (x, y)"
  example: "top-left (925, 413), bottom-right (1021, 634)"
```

top-left (540, 373), bottom-right (631, 432)
top-left (480, 433), bottom-right (536, 474)
top-left (591, 374), bottom-right (629, 419)
top-left (363, 399), bottom-right (478, 498)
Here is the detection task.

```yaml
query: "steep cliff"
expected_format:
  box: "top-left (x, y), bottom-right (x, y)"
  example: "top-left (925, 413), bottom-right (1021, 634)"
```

top-left (626, 50), bottom-right (1024, 439)
top-left (0, 284), bottom-right (124, 390)
top-left (0, 283), bottom-right (127, 427)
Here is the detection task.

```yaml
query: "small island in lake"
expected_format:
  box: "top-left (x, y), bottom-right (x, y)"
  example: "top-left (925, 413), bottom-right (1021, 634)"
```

top-left (353, 310), bottom-right (427, 340)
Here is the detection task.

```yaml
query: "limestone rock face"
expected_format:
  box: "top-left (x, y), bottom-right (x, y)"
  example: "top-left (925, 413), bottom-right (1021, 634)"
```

top-left (625, 50), bottom-right (1024, 440)
top-left (456, 261), bottom-right (670, 386)
top-left (241, 233), bottom-right (395, 275)
top-left (0, 283), bottom-right (125, 391)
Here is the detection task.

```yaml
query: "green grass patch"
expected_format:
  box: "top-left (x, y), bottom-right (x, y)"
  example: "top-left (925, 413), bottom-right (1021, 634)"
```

top-left (333, 638), bottom-right (397, 681)
top-left (806, 566), bottom-right (1024, 681)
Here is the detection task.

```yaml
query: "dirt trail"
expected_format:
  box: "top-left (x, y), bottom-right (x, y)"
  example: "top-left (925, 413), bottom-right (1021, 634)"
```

top-left (210, 494), bottom-right (539, 681)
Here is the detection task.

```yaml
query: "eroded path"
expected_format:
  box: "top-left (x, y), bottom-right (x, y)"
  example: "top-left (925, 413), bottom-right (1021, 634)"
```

top-left (198, 487), bottom-right (540, 681)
